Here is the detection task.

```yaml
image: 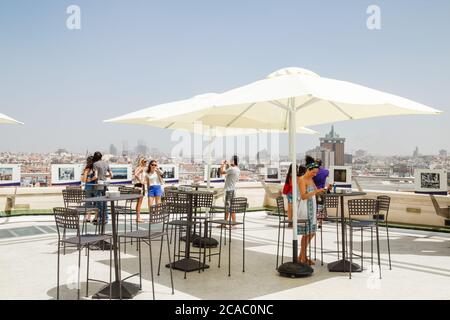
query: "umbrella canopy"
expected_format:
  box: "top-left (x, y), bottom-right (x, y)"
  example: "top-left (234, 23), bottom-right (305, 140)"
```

top-left (155, 67), bottom-right (441, 274)
top-left (158, 67), bottom-right (441, 130)
top-left (104, 92), bottom-right (318, 135)
top-left (105, 93), bottom-right (220, 126)
top-left (0, 113), bottom-right (24, 125)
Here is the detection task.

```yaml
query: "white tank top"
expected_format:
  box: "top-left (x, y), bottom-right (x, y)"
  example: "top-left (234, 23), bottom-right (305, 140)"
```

top-left (147, 172), bottom-right (160, 186)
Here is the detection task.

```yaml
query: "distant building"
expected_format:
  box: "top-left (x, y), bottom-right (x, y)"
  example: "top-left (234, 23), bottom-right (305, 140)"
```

top-left (354, 149), bottom-right (368, 158)
top-left (392, 163), bottom-right (413, 177)
top-left (135, 140), bottom-right (148, 156)
top-left (413, 146), bottom-right (420, 158)
top-left (55, 148), bottom-right (68, 155)
top-left (256, 149), bottom-right (271, 164)
top-left (344, 153), bottom-right (353, 165)
top-left (439, 149), bottom-right (447, 157)
top-left (150, 147), bottom-right (160, 158)
top-left (109, 144), bottom-right (118, 156)
top-left (320, 126), bottom-right (345, 166)
top-left (122, 141), bottom-right (129, 157)
top-left (306, 146), bottom-right (335, 168)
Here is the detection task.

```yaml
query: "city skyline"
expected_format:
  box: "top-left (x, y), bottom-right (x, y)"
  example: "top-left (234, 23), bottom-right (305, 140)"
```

top-left (1, 1), bottom-right (449, 155)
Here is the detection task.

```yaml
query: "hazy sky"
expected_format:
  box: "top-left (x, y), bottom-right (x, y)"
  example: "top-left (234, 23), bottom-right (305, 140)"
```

top-left (1, 0), bottom-right (449, 156)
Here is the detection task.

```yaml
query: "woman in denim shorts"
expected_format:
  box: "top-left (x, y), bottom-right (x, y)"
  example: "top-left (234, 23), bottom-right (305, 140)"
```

top-left (145, 160), bottom-right (164, 207)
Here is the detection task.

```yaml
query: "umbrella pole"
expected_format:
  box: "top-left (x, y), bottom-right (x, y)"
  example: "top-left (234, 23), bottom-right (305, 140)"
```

top-left (206, 133), bottom-right (215, 190)
top-left (289, 104), bottom-right (298, 264)
top-left (277, 98), bottom-right (313, 278)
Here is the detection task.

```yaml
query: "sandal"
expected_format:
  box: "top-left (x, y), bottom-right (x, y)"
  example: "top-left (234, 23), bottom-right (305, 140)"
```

top-left (306, 259), bottom-right (316, 266)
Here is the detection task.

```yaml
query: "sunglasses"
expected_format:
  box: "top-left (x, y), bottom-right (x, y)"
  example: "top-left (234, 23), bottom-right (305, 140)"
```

top-left (151, 164), bottom-right (157, 166)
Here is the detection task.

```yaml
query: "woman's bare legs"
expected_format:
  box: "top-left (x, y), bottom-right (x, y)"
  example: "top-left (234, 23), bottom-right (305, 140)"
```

top-left (287, 202), bottom-right (292, 226)
top-left (299, 233), bottom-right (316, 265)
top-left (306, 233), bottom-right (316, 265)
top-left (136, 197), bottom-right (143, 222)
top-left (148, 197), bottom-right (155, 209)
top-left (299, 235), bottom-right (308, 263)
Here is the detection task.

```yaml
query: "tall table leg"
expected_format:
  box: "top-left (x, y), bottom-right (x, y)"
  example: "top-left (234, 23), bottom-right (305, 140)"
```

top-left (93, 200), bottom-right (140, 299)
top-left (327, 195), bottom-right (361, 272)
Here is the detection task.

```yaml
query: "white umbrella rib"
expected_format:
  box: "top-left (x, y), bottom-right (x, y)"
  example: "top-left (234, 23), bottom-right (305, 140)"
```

top-left (328, 101), bottom-right (354, 120)
top-left (225, 103), bottom-right (257, 127)
top-left (295, 97), bottom-right (319, 111)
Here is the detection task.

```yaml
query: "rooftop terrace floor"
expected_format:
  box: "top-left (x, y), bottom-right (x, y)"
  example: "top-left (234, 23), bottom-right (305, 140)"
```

top-left (1, 212), bottom-right (449, 300)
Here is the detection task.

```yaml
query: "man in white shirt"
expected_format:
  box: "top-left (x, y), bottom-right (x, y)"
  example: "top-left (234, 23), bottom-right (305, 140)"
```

top-left (220, 155), bottom-right (240, 224)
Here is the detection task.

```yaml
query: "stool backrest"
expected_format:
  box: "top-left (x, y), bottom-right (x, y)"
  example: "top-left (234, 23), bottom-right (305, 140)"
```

top-left (323, 195), bottom-right (339, 215)
top-left (62, 189), bottom-right (85, 207)
top-left (348, 199), bottom-right (378, 218)
top-left (149, 203), bottom-right (170, 225)
top-left (276, 196), bottom-right (286, 220)
top-left (54, 207), bottom-right (80, 240)
top-left (324, 195), bottom-right (339, 209)
top-left (194, 192), bottom-right (214, 209)
top-left (377, 195), bottom-right (391, 219)
top-left (229, 197), bottom-right (248, 216)
top-left (163, 190), bottom-right (190, 217)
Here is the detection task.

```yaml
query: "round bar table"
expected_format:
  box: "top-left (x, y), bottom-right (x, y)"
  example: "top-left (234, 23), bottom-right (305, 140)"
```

top-left (82, 193), bottom-right (142, 299)
top-left (326, 191), bottom-right (367, 272)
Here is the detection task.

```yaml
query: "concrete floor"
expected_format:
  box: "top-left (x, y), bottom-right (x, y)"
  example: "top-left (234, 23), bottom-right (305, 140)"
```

top-left (0, 212), bottom-right (449, 300)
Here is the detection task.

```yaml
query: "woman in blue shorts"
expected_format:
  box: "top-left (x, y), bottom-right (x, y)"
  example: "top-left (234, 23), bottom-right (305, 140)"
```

top-left (145, 159), bottom-right (164, 207)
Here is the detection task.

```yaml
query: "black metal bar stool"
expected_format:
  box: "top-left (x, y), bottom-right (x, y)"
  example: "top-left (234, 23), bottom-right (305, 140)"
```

top-left (346, 199), bottom-right (382, 279)
top-left (54, 207), bottom-right (112, 300)
top-left (210, 190), bottom-right (235, 246)
top-left (209, 197), bottom-right (248, 277)
top-left (315, 194), bottom-right (341, 265)
top-left (117, 203), bottom-right (174, 300)
top-left (376, 195), bottom-right (392, 270)
top-left (116, 186), bottom-right (142, 253)
top-left (62, 188), bottom-right (98, 251)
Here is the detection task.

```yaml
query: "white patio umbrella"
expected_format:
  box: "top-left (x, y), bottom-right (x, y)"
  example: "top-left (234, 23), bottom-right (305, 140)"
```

top-left (150, 67), bottom-right (441, 276)
top-left (104, 93), bottom-right (319, 188)
top-left (0, 113), bottom-right (24, 125)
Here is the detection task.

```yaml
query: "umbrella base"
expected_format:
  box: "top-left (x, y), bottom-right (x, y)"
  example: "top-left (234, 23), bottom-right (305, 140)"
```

top-left (92, 281), bottom-right (140, 299)
top-left (278, 262), bottom-right (314, 278)
top-left (327, 259), bottom-right (362, 272)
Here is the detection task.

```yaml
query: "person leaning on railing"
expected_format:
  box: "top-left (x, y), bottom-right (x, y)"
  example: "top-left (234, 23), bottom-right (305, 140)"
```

top-left (92, 151), bottom-right (113, 224)
top-left (81, 155), bottom-right (98, 222)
